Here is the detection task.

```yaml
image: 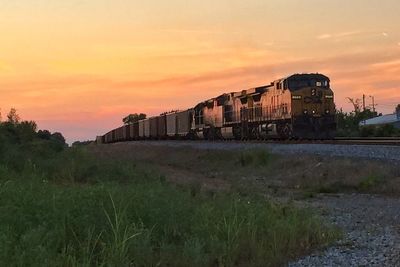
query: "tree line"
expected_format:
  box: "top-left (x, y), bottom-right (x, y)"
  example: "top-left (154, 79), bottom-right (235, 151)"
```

top-left (0, 108), bottom-right (67, 154)
top-left (336, 103), bottom-right (400, 137)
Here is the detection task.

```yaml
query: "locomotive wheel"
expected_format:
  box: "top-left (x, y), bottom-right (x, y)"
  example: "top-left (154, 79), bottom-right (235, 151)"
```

top-left (203, 128), bottom-right (209, 140)
top-left (250, 127), bottom-right (259, 140)
top-left (284, 124), bottom-right (293, 139)
top-left (233, 126), bottom-right (241, 140)
top-left (279, 123), bottom-right (293, 139)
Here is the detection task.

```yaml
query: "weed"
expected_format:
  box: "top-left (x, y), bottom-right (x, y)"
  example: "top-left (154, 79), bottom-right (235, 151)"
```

top-left (238, 149), bottom-right (272, 167)
top-left (103, 194), bottom-right (143, 266)
top-left (358, 175), bottom-right (383, 191)
top-left (302, 191), bottom-right (316, 199)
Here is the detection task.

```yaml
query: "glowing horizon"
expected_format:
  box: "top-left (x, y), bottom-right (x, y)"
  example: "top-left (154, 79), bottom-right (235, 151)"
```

top-left (0, 0), bottom-right (399, 143)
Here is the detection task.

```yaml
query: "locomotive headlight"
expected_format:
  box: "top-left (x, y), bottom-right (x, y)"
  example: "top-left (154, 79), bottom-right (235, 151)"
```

top-left (312, 110), bottom-right (316, 114)
top-left (325, 109), bottom-right (330, 114)
top-left (303, 109), bottom-right (308, 114)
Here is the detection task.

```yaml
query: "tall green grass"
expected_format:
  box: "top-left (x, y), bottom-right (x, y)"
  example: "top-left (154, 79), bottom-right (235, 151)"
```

top-left (0, 145), bottom-right (338, 266)
top-left (238, 149), bottom-right (272, 167)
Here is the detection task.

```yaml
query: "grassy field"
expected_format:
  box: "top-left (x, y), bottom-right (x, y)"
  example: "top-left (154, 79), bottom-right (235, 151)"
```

top-left (0, 141), bottom-right (339, 266)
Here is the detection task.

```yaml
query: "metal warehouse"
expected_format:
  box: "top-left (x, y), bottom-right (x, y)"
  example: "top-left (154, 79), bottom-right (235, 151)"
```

top-left (360, 109), bottom-right (400, 128)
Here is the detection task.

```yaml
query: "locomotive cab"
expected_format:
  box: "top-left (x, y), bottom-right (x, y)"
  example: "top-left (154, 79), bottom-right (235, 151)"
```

top-left (287, 74), bottom-right (336, 139)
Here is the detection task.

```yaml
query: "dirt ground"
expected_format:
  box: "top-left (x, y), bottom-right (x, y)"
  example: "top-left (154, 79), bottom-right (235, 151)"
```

top-left (89, 142), bottom-right (400, 198)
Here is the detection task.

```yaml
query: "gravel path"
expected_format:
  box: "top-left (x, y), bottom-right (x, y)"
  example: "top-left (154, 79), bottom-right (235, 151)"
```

top-left (289, 194), bottom-right (400, 266)
top-left (127, 141), bottom-right (400, 161)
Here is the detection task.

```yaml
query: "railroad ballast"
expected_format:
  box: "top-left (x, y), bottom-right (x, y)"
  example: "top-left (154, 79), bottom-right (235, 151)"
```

top-left (99, 73), bottom-right (337, 143)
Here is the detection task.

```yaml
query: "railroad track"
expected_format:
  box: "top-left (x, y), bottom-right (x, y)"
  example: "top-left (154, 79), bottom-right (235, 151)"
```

top-left (331, 137), bottom-right (400, 146)
top-left (111, 137), bottom-right (400, 146)
top-left (206, 137), bottom-right (400, 146)
top-left (260, 137), bottom-right (400, 146)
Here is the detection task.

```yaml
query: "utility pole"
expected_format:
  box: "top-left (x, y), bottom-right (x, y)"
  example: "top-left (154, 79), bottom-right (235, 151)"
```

top-left (362, 94), bottom-right (366, 111)
top-left (369, 95), bottom-right (376, 113)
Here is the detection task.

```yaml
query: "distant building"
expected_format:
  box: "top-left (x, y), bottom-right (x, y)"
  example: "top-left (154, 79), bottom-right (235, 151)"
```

top-left (360, 107), bottom-right (400, 128)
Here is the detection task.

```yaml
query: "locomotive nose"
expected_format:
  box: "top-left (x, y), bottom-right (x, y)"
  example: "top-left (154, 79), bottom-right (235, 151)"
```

top-left (311, 88), bottom-right (317, 96)
top-left (311, 87), bottom-right (322, 97)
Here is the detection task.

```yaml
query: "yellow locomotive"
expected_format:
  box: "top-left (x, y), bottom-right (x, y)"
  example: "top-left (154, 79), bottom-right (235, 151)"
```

top-left (194, 73), bottom-right (336, 139)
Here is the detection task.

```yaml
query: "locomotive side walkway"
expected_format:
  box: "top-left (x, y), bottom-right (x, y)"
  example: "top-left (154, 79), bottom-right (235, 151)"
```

top-left (127, 140), bottom-right (400, 162)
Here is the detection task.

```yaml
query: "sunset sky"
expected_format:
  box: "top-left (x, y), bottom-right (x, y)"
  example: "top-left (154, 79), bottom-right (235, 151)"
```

top-left (0, 0), bottom-right (399, 143)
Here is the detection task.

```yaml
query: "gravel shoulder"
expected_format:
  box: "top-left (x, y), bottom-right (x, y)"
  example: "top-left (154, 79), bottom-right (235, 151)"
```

top-left (133, 141), bottom-right (400, 162)
top-left (289, 194), bottom-right (400, 266)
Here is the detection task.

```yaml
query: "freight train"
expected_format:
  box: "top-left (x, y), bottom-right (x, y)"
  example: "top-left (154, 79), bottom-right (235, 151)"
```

top-left (97, 73), bottom-right (336, 143)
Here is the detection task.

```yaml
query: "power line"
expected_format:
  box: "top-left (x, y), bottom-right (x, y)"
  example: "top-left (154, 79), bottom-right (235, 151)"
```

top-left (379, 101), bottom-right (400, 105)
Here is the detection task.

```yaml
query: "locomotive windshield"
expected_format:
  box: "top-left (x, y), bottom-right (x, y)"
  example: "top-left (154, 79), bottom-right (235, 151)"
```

top-left (286, 74), bottom-right (330, 91)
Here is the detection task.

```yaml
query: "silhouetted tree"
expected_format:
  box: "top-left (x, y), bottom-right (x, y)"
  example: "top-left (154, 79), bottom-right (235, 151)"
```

top-left (37, 130), bottom-right (52, 140)
top-left (50, 132), bottom-right (67, 151)
top-left (123, 113), bottom-right (146, 125)
top-left (51, 132), bottom-right (66, 144)
top-left (7, 108), bottom-right (20, 124)
top-left (72, 140), bottom-right (93, 147)
top-left (16, 121), bottom-right (37, 142)
top-left (336, 108), bottom-right (379, 137)
top-left (346, 98), bottom-right (362, 113)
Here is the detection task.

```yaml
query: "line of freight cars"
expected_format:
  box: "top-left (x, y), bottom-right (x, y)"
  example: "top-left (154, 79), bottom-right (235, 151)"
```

top-left (100, 110), bottom-right (194, 143)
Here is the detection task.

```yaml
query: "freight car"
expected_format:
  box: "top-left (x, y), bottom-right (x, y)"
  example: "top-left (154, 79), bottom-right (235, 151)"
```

top-left (98, 73), bottom-right (336, 143)
top-left (143, 119), bottom-right (150, 138)
top-left (129, 122), bottom-right (139, 140)
top-left (157, 115), bottom-right (167, 139)
top-left (166, 112), bottom-right (178, 137)
top-left (162, 110), bottom-right (194, 139)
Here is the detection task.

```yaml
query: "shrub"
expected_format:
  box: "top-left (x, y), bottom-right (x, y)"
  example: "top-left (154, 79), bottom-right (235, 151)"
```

top-left (238, 149), bottom-right (272, 167)
top-left (360, 126), bottom-right (375, 137)
top-left (358, 175), bottom-right (383, 191)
